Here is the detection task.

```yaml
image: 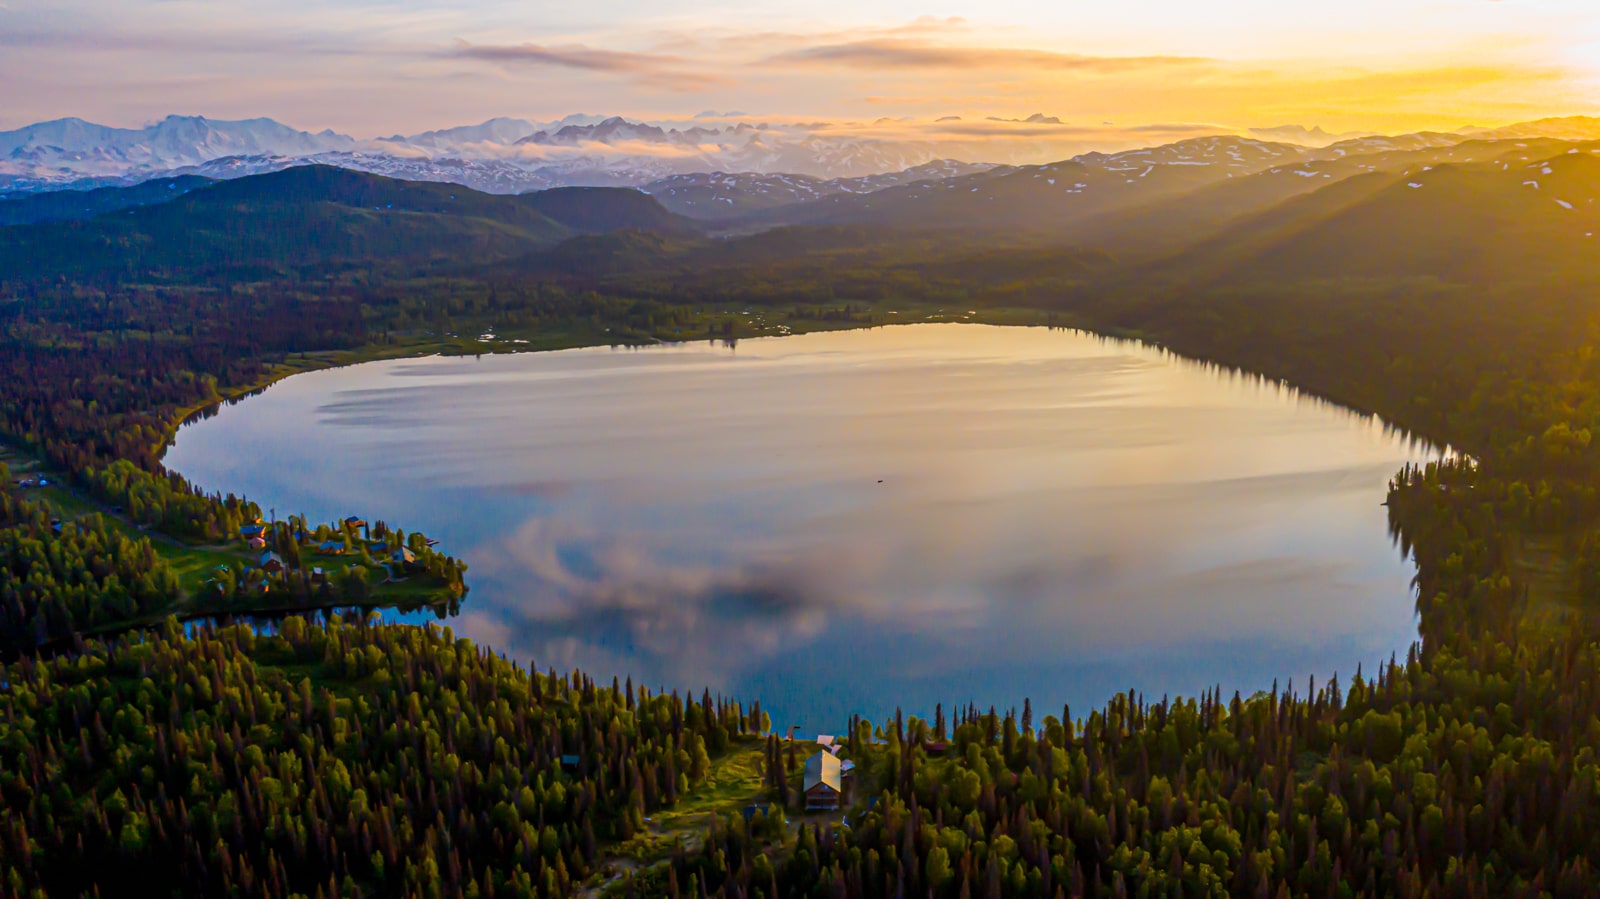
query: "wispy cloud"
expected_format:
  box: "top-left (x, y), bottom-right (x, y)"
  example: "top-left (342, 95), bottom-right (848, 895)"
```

top-left (0, 26), bottom-right (333, 55)
top-left (445, 40), bottom-right (725, 91)
top-left (766, 39), bottom-right (1208, 73)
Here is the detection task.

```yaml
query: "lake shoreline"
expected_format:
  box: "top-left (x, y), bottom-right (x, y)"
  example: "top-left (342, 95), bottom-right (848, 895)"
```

top-left (164, 323), bottom-right (1443, 729)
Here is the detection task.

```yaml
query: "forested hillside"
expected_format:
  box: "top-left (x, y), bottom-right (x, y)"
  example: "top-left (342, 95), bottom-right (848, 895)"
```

top-left (0, 175), bottom-right (213, 226)
top-left (0, 167), bottom-right (697, 282)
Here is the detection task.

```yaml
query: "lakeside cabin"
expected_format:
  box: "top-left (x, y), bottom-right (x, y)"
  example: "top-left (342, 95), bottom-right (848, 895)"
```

top-left (804, 752), bottom-right (843, 811)
top-left (392, 547), bottom-right (417, 568)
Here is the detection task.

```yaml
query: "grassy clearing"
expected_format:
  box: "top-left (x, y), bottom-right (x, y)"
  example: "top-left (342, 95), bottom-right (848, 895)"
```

top-left (609, 737), bottom-right (774, 860)
top-left (588, 737), bottom-right (833, 896)
top-left (603, 738), bottom-right (828, 860)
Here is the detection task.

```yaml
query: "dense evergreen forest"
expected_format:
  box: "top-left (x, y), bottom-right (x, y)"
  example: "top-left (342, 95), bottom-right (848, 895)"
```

top-left (0, 618), bottom-right (767, 897)
top-left (5, 160), bottom-right (1600, 895)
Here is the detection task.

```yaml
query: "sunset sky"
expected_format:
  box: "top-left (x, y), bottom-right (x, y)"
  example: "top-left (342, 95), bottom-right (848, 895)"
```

top-left (2, 0), bottom-right (1597, 138)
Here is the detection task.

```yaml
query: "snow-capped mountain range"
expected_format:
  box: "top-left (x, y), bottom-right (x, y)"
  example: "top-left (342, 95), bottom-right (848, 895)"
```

top-left (0, 113), bottom-right (956, 192)
top-left (5, 113), bottom-right (1600, 197)
top-left (0, 115), bottom-right (355, 174)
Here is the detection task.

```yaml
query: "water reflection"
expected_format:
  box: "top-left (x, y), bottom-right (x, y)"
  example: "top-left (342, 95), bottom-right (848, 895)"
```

top-left (166, 324), bottom-right (1443, 730)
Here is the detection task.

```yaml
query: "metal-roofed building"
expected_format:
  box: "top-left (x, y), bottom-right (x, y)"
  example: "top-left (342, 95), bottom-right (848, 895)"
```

top-left (804, 751), bottom-right (843, 810)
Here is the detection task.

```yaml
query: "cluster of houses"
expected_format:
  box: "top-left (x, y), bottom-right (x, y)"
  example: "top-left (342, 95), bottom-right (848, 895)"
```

top-left (238, 515), bottom-right (421, 583)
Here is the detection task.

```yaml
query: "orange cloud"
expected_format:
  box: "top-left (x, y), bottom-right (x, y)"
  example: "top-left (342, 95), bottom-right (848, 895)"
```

top-left (765, 39), bottom-right (1208, 73)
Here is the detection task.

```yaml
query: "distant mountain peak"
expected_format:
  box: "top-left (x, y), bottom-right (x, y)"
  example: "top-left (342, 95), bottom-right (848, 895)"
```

top-left (1249, 124), bottom-right (1376, 147)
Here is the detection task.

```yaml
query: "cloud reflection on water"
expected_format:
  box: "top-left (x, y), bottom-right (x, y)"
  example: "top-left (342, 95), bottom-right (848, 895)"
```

top-left (165, 324), bottom-right (1442, 729)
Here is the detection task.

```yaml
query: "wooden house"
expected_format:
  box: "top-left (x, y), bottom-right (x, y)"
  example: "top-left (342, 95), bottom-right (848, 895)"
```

top-left (248, 536), bottom-right (267, 550)
top-left (259, 552), bottom-right (284, 575)
top-left (804, 752), bottom-right (843, 810)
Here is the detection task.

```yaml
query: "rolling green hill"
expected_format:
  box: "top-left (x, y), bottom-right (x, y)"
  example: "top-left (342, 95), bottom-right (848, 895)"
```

top-left (519, 185), bottom-right (701, 236)
top-left (0, 166), bottom-right (698, 282)
top-left (0, 175), bottom-right (214, 226)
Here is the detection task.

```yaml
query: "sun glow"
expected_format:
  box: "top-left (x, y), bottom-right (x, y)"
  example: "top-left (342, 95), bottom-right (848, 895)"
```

top-left (0, 0), bottom-right (1594, 135)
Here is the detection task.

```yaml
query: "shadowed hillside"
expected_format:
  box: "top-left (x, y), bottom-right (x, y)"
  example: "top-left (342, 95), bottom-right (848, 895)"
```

top-left (0, 166), bottom-right (698, 282)
top-left (1194, 150), bottom-right (1600, 285)
top-left (0, 175), bottom-right (214, 226)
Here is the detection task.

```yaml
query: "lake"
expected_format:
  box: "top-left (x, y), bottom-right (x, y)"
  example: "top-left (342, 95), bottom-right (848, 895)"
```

top-left (166, 324), bottom-right (1443, 731)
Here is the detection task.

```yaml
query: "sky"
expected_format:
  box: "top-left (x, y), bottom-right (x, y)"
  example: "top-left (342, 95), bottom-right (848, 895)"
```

top-left (2, 0), bottom-right (1598, 138)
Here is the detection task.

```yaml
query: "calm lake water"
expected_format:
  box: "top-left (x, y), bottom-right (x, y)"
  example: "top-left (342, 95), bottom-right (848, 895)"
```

top-left (167, 324), bottom-right (1442, 731)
